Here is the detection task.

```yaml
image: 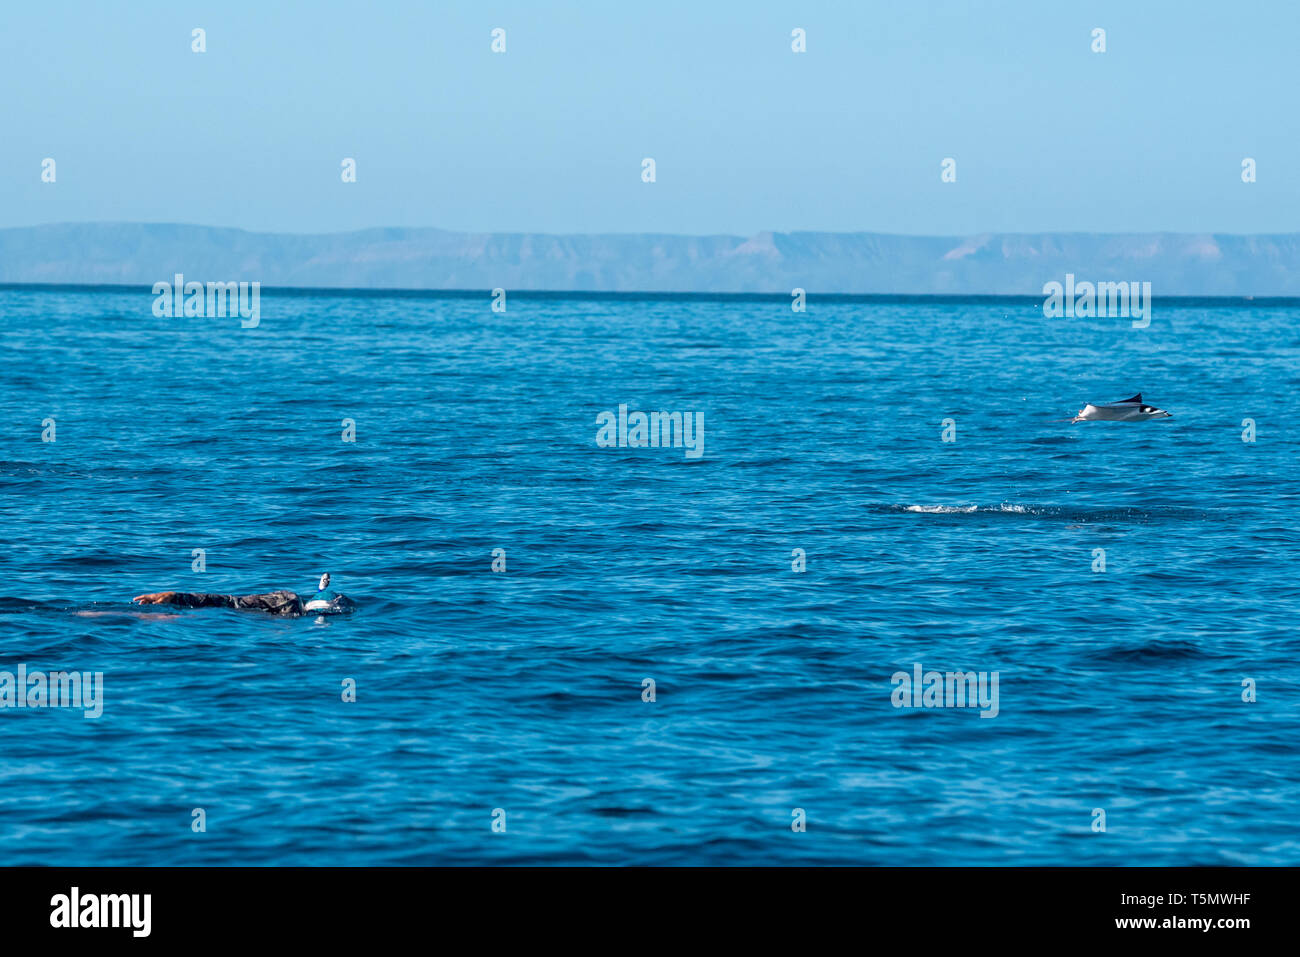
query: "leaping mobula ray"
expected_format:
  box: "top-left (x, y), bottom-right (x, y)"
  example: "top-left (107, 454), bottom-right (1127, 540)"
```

top-left (1071, 394), bottom-right (1172, 423)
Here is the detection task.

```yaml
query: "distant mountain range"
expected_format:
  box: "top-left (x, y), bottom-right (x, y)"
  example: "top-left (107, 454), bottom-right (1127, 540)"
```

top-left (2, 222), bottom-right (1299, 295)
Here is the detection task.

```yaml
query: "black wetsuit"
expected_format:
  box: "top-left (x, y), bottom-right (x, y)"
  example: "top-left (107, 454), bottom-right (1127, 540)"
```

top-left (157, 591), bottom-right (307, 616)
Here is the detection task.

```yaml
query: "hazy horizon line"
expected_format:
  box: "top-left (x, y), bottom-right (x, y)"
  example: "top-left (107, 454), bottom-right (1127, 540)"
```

top-left (6, 221), bottom-right (1300, 241)
top-left (3, 282), bottom-right (1296, 306)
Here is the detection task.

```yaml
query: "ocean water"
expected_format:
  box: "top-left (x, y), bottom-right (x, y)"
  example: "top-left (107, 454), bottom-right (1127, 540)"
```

top-left (1, 287), bottom-right (1298, 866)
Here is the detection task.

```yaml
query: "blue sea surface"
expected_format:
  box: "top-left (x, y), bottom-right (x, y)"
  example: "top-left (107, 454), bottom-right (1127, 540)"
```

top-left (1, 288), bottom-right (1297, 865)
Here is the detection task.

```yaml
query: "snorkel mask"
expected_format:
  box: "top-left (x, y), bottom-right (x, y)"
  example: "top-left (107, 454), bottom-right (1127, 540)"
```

top-left (303, 572), bottom-right (353, 614)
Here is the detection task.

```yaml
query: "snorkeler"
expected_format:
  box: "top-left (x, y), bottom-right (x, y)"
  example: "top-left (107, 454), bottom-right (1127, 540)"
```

top-left (132, 573), bottom-right (354, 617)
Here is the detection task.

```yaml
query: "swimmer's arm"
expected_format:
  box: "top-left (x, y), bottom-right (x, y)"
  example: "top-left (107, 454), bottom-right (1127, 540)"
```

top-left (132, 591), bottom-right (238, 608)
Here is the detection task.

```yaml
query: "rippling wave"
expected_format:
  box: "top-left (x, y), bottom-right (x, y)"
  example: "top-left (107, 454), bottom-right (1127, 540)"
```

top-left (881, 503), bottom-right (1217, 522)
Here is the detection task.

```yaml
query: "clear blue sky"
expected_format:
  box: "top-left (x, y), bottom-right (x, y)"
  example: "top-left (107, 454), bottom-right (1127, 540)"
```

top-left (1, 0), bottom-right (1295, 236)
